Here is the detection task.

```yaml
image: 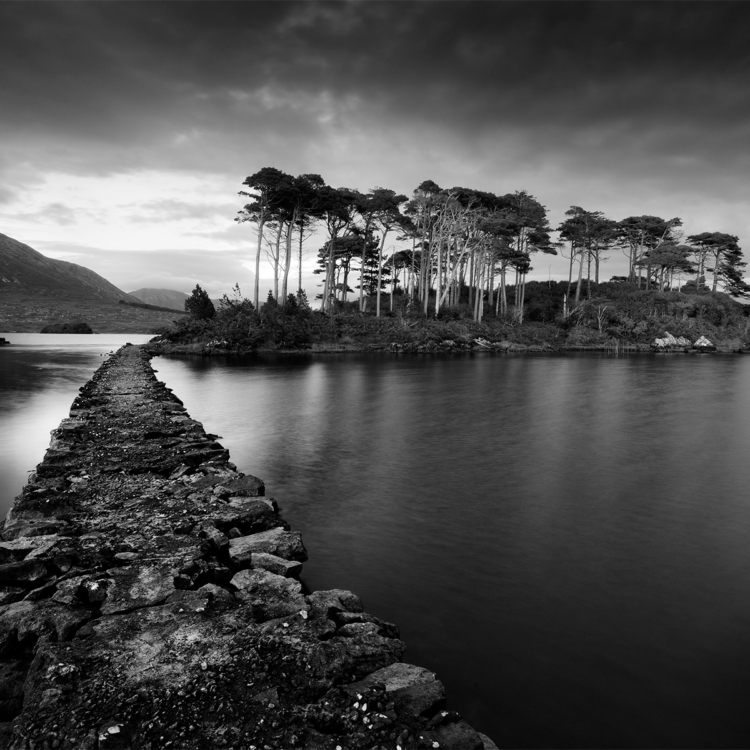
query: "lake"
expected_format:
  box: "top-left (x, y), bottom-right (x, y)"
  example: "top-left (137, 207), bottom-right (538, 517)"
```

top-left (2, 338), bottom-right (750, 748)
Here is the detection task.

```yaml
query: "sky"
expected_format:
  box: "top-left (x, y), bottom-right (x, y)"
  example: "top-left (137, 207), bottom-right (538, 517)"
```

top-left (2, 0), bottom-right (750, 299)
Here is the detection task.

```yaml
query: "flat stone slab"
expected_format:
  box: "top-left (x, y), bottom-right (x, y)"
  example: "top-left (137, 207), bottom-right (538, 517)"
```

top-left (228, 527), bottom-right (307, 566)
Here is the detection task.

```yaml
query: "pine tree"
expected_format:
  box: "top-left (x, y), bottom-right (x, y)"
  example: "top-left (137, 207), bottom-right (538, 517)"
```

top-left (184, 285), bottom-right (215, 319)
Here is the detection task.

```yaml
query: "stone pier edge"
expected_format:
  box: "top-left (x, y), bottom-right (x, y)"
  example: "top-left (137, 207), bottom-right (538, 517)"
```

top-left (0, 344), bottom-right (497, 750)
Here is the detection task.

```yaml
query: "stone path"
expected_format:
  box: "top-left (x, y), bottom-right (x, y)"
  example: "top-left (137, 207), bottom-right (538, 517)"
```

top-left (0, 345), bottom-right (496, 750)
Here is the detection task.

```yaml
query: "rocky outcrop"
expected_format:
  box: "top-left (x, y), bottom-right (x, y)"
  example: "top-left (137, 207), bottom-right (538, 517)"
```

top-left (652, 331), bottom-right (692, 351)
top-left (652, 331), bottom-right (718, 352)
top-left (0, 345), bottom-right (492, 749)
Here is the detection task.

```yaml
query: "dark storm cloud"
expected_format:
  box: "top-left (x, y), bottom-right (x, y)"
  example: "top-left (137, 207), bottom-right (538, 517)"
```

top-left (3, 1), bottom-right (749, 179)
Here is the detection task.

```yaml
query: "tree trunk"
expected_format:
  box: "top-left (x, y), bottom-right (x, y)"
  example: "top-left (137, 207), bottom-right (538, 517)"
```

top-left (281, 219), bottom-right (293, 303)
top-left (566, 242), bottom-right (575, 301)
top-left (298, 222), bottom-right (304, 295)
top-left (711, 251), bottom-right (721, 292)
top-left (574, 249), bottom-right (584, 304)
top-left (500, 265), bottom-right (507, 317)
top-left (273, 230), bottom-right (281, 301)
top-left (468, 244), bottom-right (475, 309)
top-left (434, 234), bottom-right (442, 317)
top-left (254, 217), bottom-right (265, 310)
top-left (376, 231), bottom-right (389, 318)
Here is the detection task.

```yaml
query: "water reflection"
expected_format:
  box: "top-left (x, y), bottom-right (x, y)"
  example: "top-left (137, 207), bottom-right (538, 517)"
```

top-left (153, 352), bottom-right (750, 748)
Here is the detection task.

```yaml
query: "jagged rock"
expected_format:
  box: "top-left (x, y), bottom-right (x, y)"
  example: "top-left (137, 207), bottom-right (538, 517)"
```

top-left (694, 335), bottom-right (716, 350)
top-left (351, 662), bottom-right (446, 718)
top-left (307, 588), bottom-right (364, 617)
top-left (224, 474), bottom-right (265, 497)
top-left (0, 560), bottom-right (49, 588)
top-left (251, 552), bottom-right (303, 578)
top-left (230, 569), bottom-right (307, 621)
top-left (1, 513), bottom-right (68, 540)
top-left (207, 498), bottom-right (280, 534)
top-left (0, 600), bottom-right (90, 648)
top-left (314, 632), bottom-right (406, 683)
top-left (333, 610), bottom-right (400, 639)
top-left (0, 535), bottom-right (60, 563)
top-left (228, 527), bottom-right (307, 567)
top-left (421, 711), bottom-right (485, 749)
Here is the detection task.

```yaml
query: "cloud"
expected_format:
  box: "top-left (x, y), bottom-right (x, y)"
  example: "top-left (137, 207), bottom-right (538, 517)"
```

top-left (35, 241), bottom-right (254, 298)
top-left (2, 1), bottom-right (750, 288)
top-left (125, 199), bottom-right (240, 224)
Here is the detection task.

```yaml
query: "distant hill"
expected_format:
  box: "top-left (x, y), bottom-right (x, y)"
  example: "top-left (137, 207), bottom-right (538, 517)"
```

top-left (128, 288), bottom-right (189, 311)
top-left (0, 233), bottom-right (184, 333)
top-left (0, 232), bottom-right (137, 302)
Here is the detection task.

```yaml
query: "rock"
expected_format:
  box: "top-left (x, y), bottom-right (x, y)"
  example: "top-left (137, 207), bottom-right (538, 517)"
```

top-left (230, 569), bottom-right (307, 621)
top-left (353, 662), bottom-right (446, 718)
top-left (694, 335), bottom-right (716, 351)
top-left (196, 583), bottom-right (235, 609)
top-left (228, 528), bottom-right (307, 567)
top-left (99, 565), bottom-right (175, 615)
top-left (333, 611), bottom-right (399, 639)
top-left (0, 535), bottom-right (60, 563)
top-left (208, 498), bottom-right (280, 534)
top-left (202, 525), bottom-right (229, 553)
top-left (97, 720), bottom-right (136, 749)
top-left (251, 552), bottom-right (303, 578)
top-left (307, 589), bottom-right (364, 617)
top-left (1, 515), bottom-right (68, 540)
top-left (0, 600), bottom-right (90, 648)
top-left (421, 713), bottom-right (485, 750)
top-left (0, 560), bottom-right (49, 588)
top-left (317, 632), bottom-right (406, 682)
top-left (479, 732), bottom-right (500, 749)
top-left (166, 589), bottom-right (210, 614)
top-left (0, 587), bottom-right (25, 607)
top-left (224, 474), bottom-right (265, 497)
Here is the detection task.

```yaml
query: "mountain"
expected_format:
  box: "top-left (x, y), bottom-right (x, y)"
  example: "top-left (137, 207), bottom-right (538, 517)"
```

top-left (0, 232), bottom-right (136, 302)
top-left (128, 288), bottom-right (189, 311)
top-left (0, 233), bottom-right (184, 333)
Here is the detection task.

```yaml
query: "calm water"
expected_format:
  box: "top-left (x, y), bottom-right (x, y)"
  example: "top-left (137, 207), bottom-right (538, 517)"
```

top-left (3, 343), bottom-right (750, 747)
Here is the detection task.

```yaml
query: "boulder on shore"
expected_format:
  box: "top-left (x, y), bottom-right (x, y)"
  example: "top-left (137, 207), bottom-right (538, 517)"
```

top-left (693, 335), bottom-right (716, 351)
top-left (40, 322), bottom-right (93, 334)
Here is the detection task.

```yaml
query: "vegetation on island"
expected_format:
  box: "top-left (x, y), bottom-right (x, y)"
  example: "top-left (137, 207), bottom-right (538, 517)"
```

top-left (152, 169), bottom-right (750, 353)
